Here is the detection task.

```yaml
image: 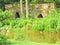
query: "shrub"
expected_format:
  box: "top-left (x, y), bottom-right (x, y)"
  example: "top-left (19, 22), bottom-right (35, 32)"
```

top-left (32, 19), bottom-right (45, 31)
top-left (0, 22), bottom-right (3, 27)
top-left (50, 19), bottom-right (57, 29)
top-left (0, 34), bottom-right (8, 45)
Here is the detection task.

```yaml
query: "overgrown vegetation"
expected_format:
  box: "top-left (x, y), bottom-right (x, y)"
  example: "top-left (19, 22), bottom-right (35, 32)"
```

top-left (0, 8), bottom-right (60, 44)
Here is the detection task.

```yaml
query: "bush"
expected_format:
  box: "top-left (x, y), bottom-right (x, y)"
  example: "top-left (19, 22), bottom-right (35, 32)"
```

top-left (0, 34), bottom-right (8, 45)
top-left (0, 10), bottom-right (12, 21)
top-left (0, 22), bottom-right (3, 27)
top-left (32, 19), bottom-right (45, 31)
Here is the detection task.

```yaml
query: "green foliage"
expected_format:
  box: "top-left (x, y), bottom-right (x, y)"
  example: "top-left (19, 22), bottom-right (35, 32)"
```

top-left (32, 19), bottom-right (45, 31)
top-left (29, 14), bottom-right (35, 19)
top-left (0, 9), bottom-right (60, 31)
top-left (0, 22), bottom-right (3, 27)
top-left (31, 9), bottom-right (60, 32)
top-left (12, 28), bottom-right (25, 41)
top-left (0, 8), bottom-right (60, 42)
top-left (0, 34), bottom-right (8, 45)
top-left (44, 0), bottom-right (55, 3)
top-left (50, 19), bottom-right (57, 29)
top-left (0, 10), bottom-right (12, 21)
top-left (20, 13), bottom-right (26, 19)
top-left (0, 10), bottom-right (13, 26)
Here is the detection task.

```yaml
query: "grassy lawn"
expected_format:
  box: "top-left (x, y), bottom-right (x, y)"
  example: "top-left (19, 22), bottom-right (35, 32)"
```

top-left (9, 40), bottom-right (60, 45)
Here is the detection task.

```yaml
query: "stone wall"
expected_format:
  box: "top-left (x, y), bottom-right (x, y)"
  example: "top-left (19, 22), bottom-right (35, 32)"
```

top-left (34, 3), bottom-right (55, 18)
top-left (5, 3), bottom-right (55, 18)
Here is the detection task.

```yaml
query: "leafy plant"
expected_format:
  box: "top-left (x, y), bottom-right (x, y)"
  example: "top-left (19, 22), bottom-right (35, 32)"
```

top-left (0, 34), bottom-right (7, 45)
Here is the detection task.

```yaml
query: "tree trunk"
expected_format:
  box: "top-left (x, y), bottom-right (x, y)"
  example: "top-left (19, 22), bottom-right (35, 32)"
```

top-left (25, 0), bottom-right (29, 18)
top-left (20, 0), bottom-right (23, 14)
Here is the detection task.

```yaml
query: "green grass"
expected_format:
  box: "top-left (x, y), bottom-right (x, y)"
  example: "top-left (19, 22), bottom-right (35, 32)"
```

top-left (8, 40), bottom-right (60, 45)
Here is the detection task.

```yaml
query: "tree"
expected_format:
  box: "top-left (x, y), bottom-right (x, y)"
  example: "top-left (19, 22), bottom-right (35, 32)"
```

top-left (0, 0), bottom-right (5, 11)
top-left (26, 0), bottom-right (29, 18)
top-left (20, 0), bottom-right (23, 14)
